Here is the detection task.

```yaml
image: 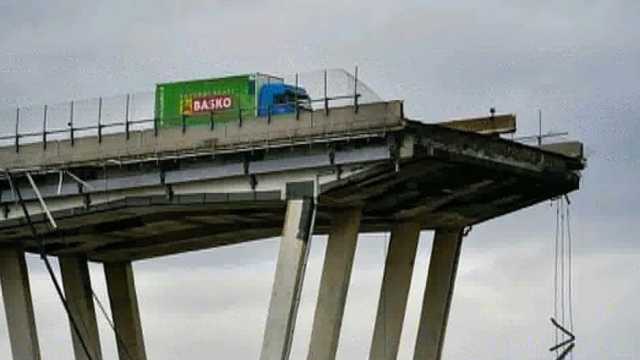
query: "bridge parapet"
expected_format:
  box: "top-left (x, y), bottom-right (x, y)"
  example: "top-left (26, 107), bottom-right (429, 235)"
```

top-left (0, 101), bottom-right (404, 171)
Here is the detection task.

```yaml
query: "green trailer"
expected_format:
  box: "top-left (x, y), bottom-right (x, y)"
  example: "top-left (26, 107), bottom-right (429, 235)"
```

top-left (154, 73), bottom-right (308, 128)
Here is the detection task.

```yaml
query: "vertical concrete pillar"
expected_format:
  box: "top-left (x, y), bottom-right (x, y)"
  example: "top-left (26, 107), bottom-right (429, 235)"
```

top-left (307, 207), bottom-right (362, 360)
top-left (261, 181), bottom-right (316, 360)
top-left (104, 261), bottom-right (147, 360)
top-left (369, 219), bottom-right (422, 360)
top-left (60, 256), bottom-right (103, 360)
top-left (413, 228), bottom-right (464, 360)
top-left (0, 247), bottom-right (41, 360)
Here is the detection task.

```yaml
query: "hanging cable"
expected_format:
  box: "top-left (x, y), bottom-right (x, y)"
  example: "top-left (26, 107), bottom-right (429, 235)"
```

top-left (4, 170), bottom-right (96, 360)
top-left (554, 199), bottom-right (560, 357)
top-left (550, 195), bottom-right (576, 359)
top-left (93, 160), bottom-right (134, 360)
top-left (6, 170), bottom-right (135, 360)
top-left (565, 196), bottom-right (575, 359)
top-left (92, 290), bottom-right (134, 360)
top-left (560, 199), bottom-right (565, 346)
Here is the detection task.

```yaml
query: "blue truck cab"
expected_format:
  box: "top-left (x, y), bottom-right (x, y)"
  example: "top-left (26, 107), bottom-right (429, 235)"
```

top-left (257, 83), bottom-right (311, 117)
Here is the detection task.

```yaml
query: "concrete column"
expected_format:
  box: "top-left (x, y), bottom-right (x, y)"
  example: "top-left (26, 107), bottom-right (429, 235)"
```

top-left (413, 228), bottom-right (464, 360)
top-left (60, 256), bottom-right (103, 360)
top-left (307, 207), bottom-right (362, 360)
top-left (0, 247), bottom-right (41, 360)
top-left (260, 194), bottom-right (316, 360)
top-left (369, 219), bottom-right (422, 360)
top-left (104, 261), bottom-right (147, 360)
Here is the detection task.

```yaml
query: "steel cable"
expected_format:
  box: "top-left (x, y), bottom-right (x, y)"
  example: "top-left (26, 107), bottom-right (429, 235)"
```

top-left (4, 171), bottom-right (96, 360)
top-left (554, 200), bottom-right (560, 358)
top-left (566, 199), bottom-right (575, 359)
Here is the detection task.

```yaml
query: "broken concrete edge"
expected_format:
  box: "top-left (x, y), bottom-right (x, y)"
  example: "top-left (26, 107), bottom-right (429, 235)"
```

top-left (320, 122), bottom-right (584, 198)
top-left (432, 114), bottom-right (584, 162)
top-left (436, 113), bottom-right (516, 135)
top-left (541, 141), bottom-right (584, 159)
top-left (406, 120), bottom-right (585, 171)
top-left (468, 181), bottom-right (579, 228)
top-left (434, 117), bottom-right (585, 162)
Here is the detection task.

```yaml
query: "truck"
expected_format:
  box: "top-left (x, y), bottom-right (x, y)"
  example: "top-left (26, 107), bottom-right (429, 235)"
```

top-left (154, 73), bottom-right (311, 128)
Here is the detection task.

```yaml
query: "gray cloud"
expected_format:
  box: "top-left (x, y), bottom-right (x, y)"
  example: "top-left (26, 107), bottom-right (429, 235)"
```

top-left (1, 0), bottom-right (639, 358)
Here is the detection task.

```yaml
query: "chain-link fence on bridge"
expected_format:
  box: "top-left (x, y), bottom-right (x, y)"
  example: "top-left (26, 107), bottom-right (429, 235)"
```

top-left (0, 68), bottom-right (382, 150)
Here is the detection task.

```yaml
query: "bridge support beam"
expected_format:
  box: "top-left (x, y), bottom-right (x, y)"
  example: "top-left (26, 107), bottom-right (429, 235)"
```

top-left (307, 207), bottom-right (362, 360)
top-left (105, 261), bottom-right (147, 360)
top-left (0, 247), bottom-right (41, 360)
top-left (369, 219), bottom-right (422, 360)
top-left (260, 186), bottom-right (316, 360)
top-left (413, 228), bottom-right (464, 360)
top-left (60, 256), bottom-right (103, 360)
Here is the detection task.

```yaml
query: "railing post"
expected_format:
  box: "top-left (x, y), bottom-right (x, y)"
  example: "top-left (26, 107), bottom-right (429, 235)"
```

top-left (324, 69), bottom-right (329, 116)
top-left (69, 101), bottom-right (75, 147)
top-left (538, 109), bottom-right (543, 147)
top-left (14, 107), bottom-right (19, 153)
top-left (125, 94), bottom-right (131, 140)
top-left (181, 92), bottom-right (186, 134)
top-left (353, 66), bottom-right (359, 114)
top-left (154, 117), bottom-right (158, 137)
top-left (42, 105), bottom-right (48, 150)
top-left (295, 73), bottom-right (300, 121)
top-left (98, 97), bottom-right (103, 144)
top-left (267, 105), bottom-right (272, 124)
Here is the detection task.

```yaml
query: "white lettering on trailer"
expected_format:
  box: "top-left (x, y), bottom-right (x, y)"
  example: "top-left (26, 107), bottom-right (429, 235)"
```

top-left (190, 95), bottom-right (233, 114)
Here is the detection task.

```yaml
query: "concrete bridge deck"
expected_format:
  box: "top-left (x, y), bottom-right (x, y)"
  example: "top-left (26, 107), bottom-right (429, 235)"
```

top-left (0, 100), bottom-right (585, 360)
top-left (0, 101), bottom-right (583, 262)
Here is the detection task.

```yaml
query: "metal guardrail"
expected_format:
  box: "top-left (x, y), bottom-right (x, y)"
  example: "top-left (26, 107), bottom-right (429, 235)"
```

top-left (0, 68), bottom-right (374, 153)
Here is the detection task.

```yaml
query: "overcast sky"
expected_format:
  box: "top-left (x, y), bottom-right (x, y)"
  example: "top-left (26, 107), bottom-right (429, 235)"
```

top-left (1, 0), bottom-right (639, 359)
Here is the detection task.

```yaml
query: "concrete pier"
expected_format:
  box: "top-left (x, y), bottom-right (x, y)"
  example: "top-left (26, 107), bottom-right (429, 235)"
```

top-left (60, 256), bottom-right (103, 360)
top-left (0, 247), bottom-right (41, 360)
top-left (260, 185), bottom-right (316, 360)
top-left (369, 219), bottom-right (422, 360)
top-left (413, 228), bottom-right (464, 360)
top-left (104, 261), bottom-right (147, 360)
top-left (307, 208), bottom-right (362, 360)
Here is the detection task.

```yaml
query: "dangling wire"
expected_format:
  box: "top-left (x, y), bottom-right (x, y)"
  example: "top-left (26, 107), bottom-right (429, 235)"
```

top-left (565, 196), bottom-right (575, 359)
top-left (92, 290), bottom-right (134, 360)
top-left (560, 199), bottom-right (565, 346)
top-left (5, 170), bottom-right (135, 360)
top-left (3, 171), bottom-right (96, 360)
top-left (553, 199), bottom-right (560, 357)
top-left (551, 195), bottom-right (576, 359)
